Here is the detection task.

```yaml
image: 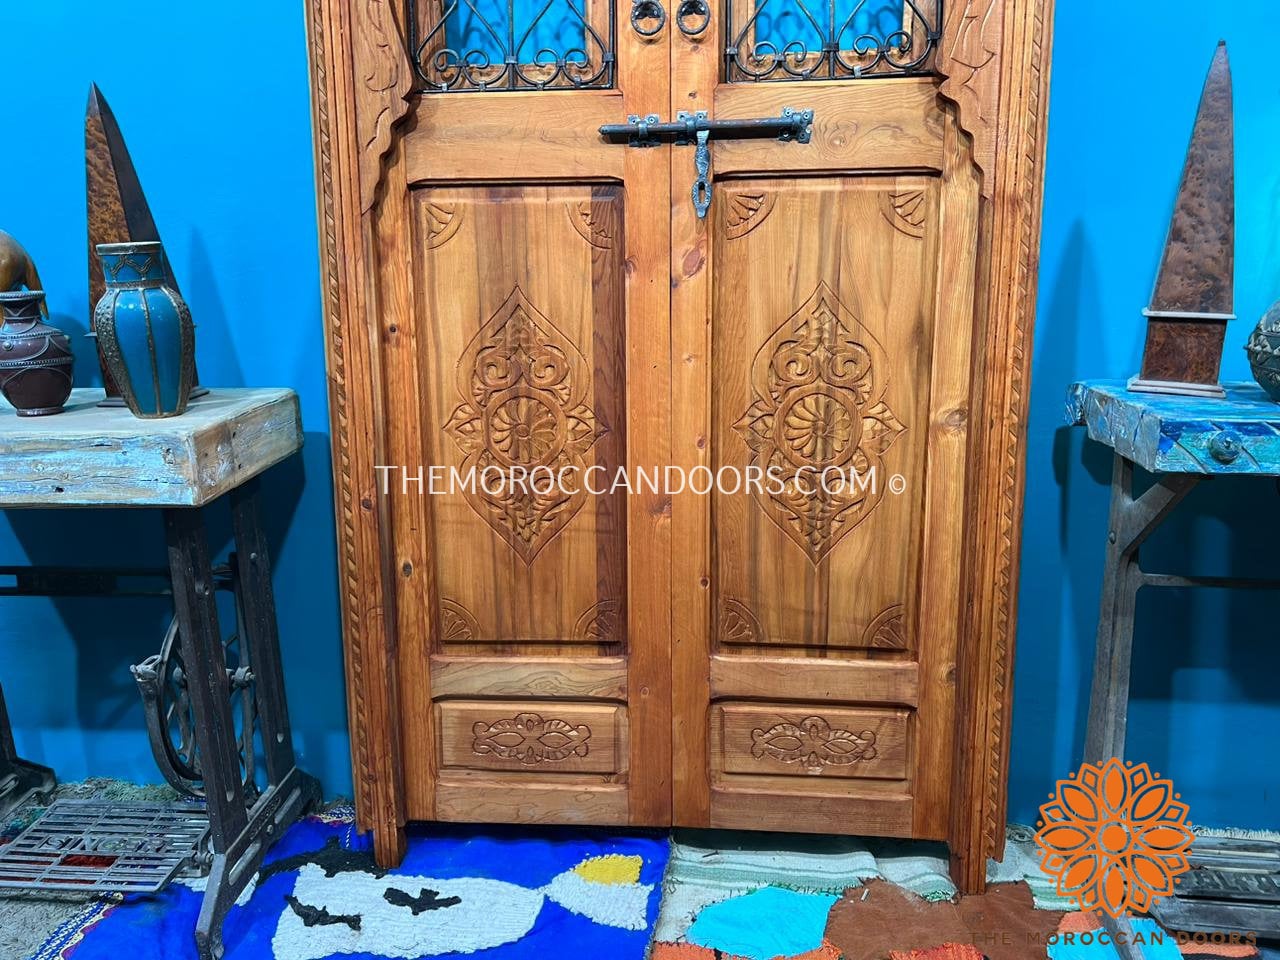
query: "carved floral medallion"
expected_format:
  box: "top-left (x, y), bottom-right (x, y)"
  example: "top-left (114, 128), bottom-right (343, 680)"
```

top-left (472, 713), bottom-right (592, 764)
top-left (751, 716), bottom-right (878, 772)
top-left (734, 282), bottom-right (905, 563)
top-left (444, 287), bottom-right (608, 562)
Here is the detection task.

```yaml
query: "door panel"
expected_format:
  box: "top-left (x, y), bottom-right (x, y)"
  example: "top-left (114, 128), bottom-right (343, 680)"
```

top-left (671, 2), bottom-right (975, 839)
top-left (414, 184), bottom-right (628, 651)
top-left (712, 176), bottom-right (937, 654)
top-left (387, 3), bottom-right (672, 828)
top-left (713, 704), bottom-right (909, 780)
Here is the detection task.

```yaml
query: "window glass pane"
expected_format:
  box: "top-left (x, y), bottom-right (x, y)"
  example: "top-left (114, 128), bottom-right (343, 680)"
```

top-left (728, 0), bottom-right (940, 82)
top-left (413, 0), bottom-right (613, 91)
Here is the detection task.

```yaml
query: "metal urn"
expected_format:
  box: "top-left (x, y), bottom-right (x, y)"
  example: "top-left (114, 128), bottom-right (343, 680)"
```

top-left (1245, 300), bottom-right (1280, 402)
top-left (93, 241), bottom-right (195, 418)
top-left (0, 290), bottom-right (75, 416)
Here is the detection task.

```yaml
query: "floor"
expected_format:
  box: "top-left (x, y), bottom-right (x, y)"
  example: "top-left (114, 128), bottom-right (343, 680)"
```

top-left (3, 780), bottom-right (1278, 960)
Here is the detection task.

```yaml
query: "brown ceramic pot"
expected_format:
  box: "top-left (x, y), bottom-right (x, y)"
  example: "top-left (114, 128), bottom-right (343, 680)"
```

top-left (0, 290), bottom-right (74, 416)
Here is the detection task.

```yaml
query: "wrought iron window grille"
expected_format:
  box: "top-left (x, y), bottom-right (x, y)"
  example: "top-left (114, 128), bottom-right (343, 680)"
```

top-left (407, 0), bottom-right (616, 92)
top-left (724, 0), bottom-right (941, 83)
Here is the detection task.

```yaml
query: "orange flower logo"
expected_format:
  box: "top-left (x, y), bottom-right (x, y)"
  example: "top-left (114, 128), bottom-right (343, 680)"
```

top-left (1035, 758), bottom-right (1195, 917)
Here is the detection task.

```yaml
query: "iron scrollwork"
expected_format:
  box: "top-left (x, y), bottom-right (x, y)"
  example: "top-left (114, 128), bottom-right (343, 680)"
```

top-left (726, 0), bottom-right (941, 82)
top-left (406, 0), bottom-right (616, 92)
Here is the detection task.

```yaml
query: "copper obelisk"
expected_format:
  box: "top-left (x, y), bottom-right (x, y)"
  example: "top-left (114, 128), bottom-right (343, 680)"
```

top-left (1129, 42), bottom-right (1235, 399)
top-left (86, 84), bottom-right (204, 405)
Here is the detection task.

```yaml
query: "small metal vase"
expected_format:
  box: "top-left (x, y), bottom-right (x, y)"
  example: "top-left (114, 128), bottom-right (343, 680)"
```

top-left (1245, 300), bottom-right (1280, 403)
top-left (0, 290), bottom-right (74, 416)
top-left (93, 241), bottom-right (195, 418)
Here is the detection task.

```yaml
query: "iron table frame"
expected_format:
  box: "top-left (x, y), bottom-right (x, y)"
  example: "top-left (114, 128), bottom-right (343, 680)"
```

top-left (0, 479), bottom-right (320, 960)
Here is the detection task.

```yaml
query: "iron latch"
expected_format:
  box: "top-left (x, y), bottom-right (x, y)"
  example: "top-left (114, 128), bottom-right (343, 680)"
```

top-left (599, 107), bottom-right (814, 218)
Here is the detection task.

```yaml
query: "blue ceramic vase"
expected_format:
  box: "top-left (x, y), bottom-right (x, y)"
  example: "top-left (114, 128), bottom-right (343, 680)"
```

top-left (93, 241), bottom-right (195, 418)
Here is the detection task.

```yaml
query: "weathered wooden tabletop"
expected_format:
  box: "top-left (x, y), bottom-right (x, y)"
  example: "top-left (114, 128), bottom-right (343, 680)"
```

top-left (0, 388), bottom-right (301, 508)
top-left (1066, 380), bottom-right (1280, 475)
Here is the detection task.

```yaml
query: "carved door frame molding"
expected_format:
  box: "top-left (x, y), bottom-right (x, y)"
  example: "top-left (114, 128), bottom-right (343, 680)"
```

top-left (306, 0), bottom-right (1055, 889)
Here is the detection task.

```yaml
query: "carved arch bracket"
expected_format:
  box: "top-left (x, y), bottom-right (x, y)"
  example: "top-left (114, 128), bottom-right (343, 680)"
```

top-left (354, 0), bottom-right (414, 212)
top-left (935, 0), bottom-right (1003, 198)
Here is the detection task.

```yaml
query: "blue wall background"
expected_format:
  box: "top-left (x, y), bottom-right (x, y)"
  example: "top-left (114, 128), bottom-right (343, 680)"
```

top-left (1017, 2), bottom-right (1280, 829)
top-left (1, 1), bottom-right (1277, 830)
top-left (0, 4), bottom-right (351, 794)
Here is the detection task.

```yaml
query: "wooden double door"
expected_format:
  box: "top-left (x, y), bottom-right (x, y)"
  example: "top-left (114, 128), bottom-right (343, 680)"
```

top-left (309, 0), bottom-right (1053, 889)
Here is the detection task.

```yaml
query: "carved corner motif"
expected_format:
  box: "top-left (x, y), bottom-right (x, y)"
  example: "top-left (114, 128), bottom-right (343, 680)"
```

top-left (567, 201), bottom-right (615, 250)
top-left (355, 0), bottom-right (414, 212)
top-left (879, 190), bottom-right (928, 239)
top-left (935, 0), bottom-right (1003, 198)
top-left (439, 598), bottom-right (480, 643)
top-left (443, 286), bottom-right (608, 563)
top-left (751, 717), bottom-right (878, 772)
top-left (734, 282), bottom-right (906, 564)
top-left (472, 713), bottom-right (592, 764)
top-left (573, 599), bottom-right (623, 643)
top-left (725, 191), bottom-right (776, 240)
top-left (719, 598), bottom-right (765, 645)
top-left (422, 201), bottom-right (463, 249)
top-left (863, 603), bottom-right (908, 648)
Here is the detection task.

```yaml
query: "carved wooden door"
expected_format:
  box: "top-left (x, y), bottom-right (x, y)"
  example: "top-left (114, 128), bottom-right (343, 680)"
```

top-left (669, 3), bottom-right (978, 842)
top-left (310, 0), bottom-right (1053, 889)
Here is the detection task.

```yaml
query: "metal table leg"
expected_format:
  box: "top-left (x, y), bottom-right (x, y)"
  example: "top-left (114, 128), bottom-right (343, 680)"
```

top-left (165, 493), bottom-right (319, 960)
top-left (1084, 456), bottom-right (1197, 763)
top-left (0, 682), bottom-right (55, 822)
top-left (1083, 455), bottom-right (1196, 960)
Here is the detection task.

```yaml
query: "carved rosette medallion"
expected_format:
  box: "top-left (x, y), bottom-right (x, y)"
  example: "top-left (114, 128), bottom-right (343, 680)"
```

top-left (751, 716), bottom-right (878, 772)
top-left (444, 287), bottom-right (608, 562)
top-left (472, 713), bottom-right (592, 764)
top-left (734, 282), bottom-right (905, 563)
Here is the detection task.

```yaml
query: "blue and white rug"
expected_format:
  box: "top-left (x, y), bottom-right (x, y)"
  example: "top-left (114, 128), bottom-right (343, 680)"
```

top-left (34, 807), bottom-right (669, 960)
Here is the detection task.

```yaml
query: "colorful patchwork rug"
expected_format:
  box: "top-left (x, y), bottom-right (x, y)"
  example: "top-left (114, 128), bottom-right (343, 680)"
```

top-left (32, 807), bottom-right (669, 960)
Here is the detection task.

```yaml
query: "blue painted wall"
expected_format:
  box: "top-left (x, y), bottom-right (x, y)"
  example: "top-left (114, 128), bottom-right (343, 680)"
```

top-left (1, 2), bottom-right (1277, 830)
top-left (0, 4), bottom-right (353, 795)
top-left (1015, 2), bottom-right (1280, 828)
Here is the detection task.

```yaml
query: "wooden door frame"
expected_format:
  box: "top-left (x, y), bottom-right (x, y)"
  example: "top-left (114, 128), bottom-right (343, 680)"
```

top-left (305, 0), bottom-right (1055, 891)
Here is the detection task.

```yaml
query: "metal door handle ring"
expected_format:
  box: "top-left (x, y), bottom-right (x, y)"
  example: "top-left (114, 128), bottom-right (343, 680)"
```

top-left (676, 0), bottom-right (711, 37)
top-left (631, 0), bottom-right (667, 36)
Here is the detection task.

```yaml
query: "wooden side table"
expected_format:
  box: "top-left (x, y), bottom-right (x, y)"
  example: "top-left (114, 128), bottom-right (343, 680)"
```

top-left (0, 388), bottom-right (321, 960)
top-left (1067, 379), bottom-right (1280, 955)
